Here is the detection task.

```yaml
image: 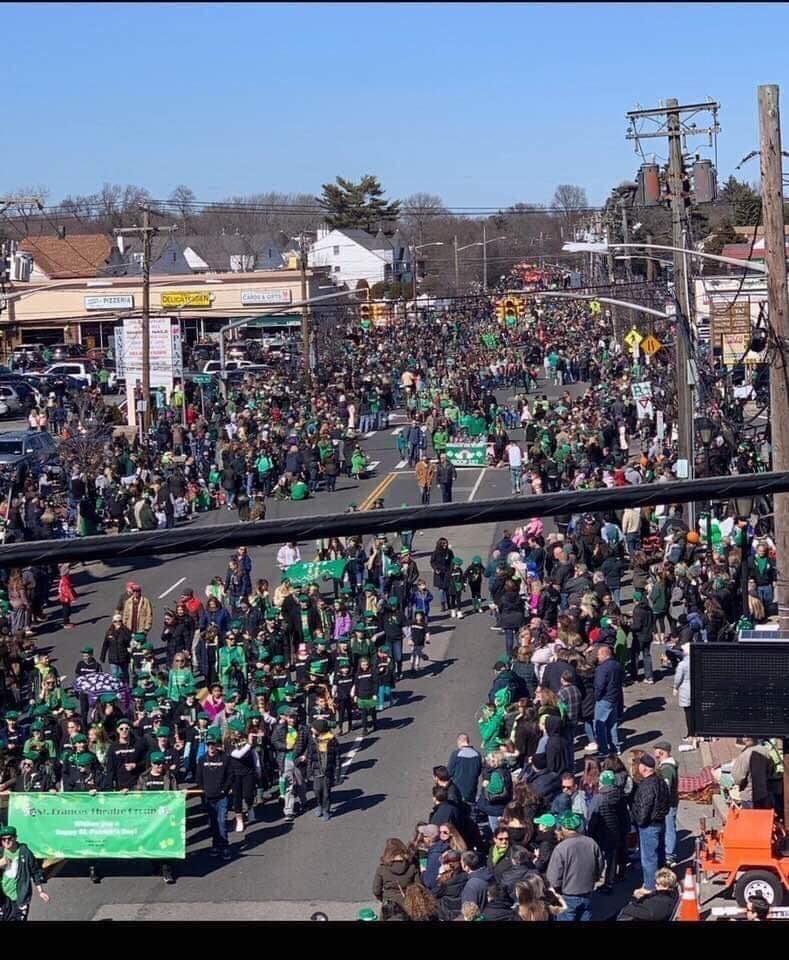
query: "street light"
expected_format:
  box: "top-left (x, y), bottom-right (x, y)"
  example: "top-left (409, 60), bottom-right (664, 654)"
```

top-left (409, 242), bottom-right (444, 301)
top-left (733, 493), bottom-right (755, 620)
top-left (454, 234), bottom-right (509, 292)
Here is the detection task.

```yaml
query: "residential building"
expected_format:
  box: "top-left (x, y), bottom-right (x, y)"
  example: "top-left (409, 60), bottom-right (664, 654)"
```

top-left (18, 234), bottom-right (116, 280)
top-left (308, 226), bottom-right (412, 288)
top-left (181, 233), bottom-right (286, 273)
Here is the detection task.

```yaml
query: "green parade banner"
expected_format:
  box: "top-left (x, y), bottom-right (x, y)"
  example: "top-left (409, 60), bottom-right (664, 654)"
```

top-left (284, 558), bottom-right (347, 585)
top-left (8, 792), bottom-right (186, 860)
top-left (481, 333), bottom-right (498, 349)
top-left (446, 443), bottom-right (487, 467)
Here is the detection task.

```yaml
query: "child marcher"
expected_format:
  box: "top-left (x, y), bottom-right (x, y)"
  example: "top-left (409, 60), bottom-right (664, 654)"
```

top-left (409, 611), bottom-right (429, 674)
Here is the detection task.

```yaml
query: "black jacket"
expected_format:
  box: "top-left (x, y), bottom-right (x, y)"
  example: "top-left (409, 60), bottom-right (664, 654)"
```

top-left (100, 625), bottom-right (132, 666)
top-left (435, 872), bottom-right (467, 920)
top-left (630, 773), bottom-right (671, 828)
top-left (196, 751), bottom-right (232, 800)
top-left (618, 888), bottom-right (677, 921)
top-left (304, 732), bottom-right (339, 782)
top-left (498, 591), bottom-right (525, 630)
top-left (270, 722), bottom-right (308, 773)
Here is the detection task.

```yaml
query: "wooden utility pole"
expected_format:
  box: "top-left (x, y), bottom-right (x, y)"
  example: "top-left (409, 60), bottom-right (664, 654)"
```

top-left (666, 99), bottom-right (695, 501)
top-left (453, 235), bottom-right (459, 293)
top-left (758, 84), bottom-right (789, 636)
top-left (115, 208), bottom-right (177, 430)
top-left (297, 233), bottom-right (311, 382)
top-left (646, 231), bottom-right (656, 283)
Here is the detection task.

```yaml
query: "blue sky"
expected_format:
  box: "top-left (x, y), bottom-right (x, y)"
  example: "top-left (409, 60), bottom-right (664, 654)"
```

top-left (3, 2), bottom-right (787, 208)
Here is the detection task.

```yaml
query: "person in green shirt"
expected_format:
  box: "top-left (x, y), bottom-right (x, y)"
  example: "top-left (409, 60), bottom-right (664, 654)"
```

top-left (431, 425), bottom-right (449, 459)
top-left (218, 633), bottom-right (247, 693)
top-left (167, 655), bottom-right (196, 702)
top-left (290, 479), bottom-right (309, 500)
top-left (0, 825), bottom-right (49, 921)
top-left (350, 447), bottom-right (368, 479)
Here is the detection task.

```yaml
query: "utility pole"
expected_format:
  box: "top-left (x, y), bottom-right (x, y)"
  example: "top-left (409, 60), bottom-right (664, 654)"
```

top-left (627, 98), bottom-right (720, 527)
top-left (115, 208), bottom-right (177, 431)
top-left (666, 100), bottom-right (694, 509)
top-left (453, 236), bottom-right (459, 294)
top-left (758, 84), bottom-right (789, 636)
top-left (646, 231), bottom-right (656, 282)
top-left (297, 233), bottom-right (311, 382)
top-left (482, 223), bottom-right (488, 292)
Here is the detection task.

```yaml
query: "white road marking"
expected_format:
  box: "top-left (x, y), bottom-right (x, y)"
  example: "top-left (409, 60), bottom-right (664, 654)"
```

top-left (389, 412), bottom-right (407, 421)
top-left (367, 460), bottom-right (380, 471)
top-left (395, 459), bottom-right (408, 470)
top-left (391, 427), bottom-right (404, 436)
top-left (158, 576), bottom-right (186, 599)
top-left (341, 734), bottom-right (365, 772)
top-left (467, 468), bottom-right (486, 502)
top-left (363, 430), bottom-right (377, 439)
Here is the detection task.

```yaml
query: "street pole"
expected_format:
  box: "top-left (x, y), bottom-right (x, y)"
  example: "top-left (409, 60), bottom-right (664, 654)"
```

top-left (646, 231), bottom-right (656, 283)
top-left (758, 84), bottom-right (789, 637)
top-left (141, 206), bottom-right (152, 432)
top-left (298, 233), bottom-right (311, 383)
top-left (667, 98), bottom-right (695, 524)
top-left (411, 245), bottom-right (417, 303)
top-left (454, 236), bottom-right (459, 294)
top-left (483, 223), bottom-right (488, 293)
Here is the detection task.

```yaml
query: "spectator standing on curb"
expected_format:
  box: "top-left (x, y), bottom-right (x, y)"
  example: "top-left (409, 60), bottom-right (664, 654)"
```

top-left (629, 754), bottom-right (670, 892)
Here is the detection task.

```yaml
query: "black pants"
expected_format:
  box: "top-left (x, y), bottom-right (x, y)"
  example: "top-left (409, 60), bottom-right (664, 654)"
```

top-left (421, 487), bottom-right (431, 504)
top-left (361, 706), bottom-right (377, 732)
top-left (231, 772), bottom-right (256, 814)
top-left (1, 899), bottom-right (30, 921)
top-left (336, 699), bottom-right (353, 730)
top-left (326, 474), bottom-right (337, 493)
top-left (61, 602), bottom-right (71, 625)
top-left (313, 775), bottom-right (332, 814)
top-left (441, 484), bottom-right (453, 503)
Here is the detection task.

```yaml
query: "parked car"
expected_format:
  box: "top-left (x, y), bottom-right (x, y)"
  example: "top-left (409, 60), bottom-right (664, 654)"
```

top-left (49, 343), bottom-right (86, 363)
top-left (10, 343), bottom-right (46, 367)
top-left (0, 385), bottom-right (25, 416)
top-left (0, 378), bottom-right (43, 411)
top-left (0, 430), bottom-right (59, 484)
top-left (201, 359), bottom-right (257, 373)
top-left (44, 361), bottom-right (97, 387)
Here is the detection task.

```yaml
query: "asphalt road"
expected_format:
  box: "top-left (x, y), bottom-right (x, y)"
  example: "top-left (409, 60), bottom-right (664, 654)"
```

top-left (21, 382), bottom-right (714, 920)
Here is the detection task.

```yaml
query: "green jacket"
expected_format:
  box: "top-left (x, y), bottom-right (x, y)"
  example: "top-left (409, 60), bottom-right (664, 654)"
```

top-left (479, 706), bottom-right (506, 753)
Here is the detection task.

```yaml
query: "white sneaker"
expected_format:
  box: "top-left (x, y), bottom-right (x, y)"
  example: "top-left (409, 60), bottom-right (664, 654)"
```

top-left (457, 611), bottom-right (464, 619)
top-left (584, 742), bottom-right (599, 754)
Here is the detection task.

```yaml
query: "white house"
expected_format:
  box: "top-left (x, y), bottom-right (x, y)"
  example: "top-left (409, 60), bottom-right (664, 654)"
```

top-left (308, 226), bottom-right (412, 288)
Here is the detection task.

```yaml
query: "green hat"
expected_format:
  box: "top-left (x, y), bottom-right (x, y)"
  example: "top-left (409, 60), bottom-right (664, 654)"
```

top-left (257, 647), bottom-right (271, 660)
top-left (132, 631), bottom-right (147, 640)
top-left (205, 733), bottom-right (220, 745)
top-left (337, 657), bottom-right (351, 668)
top-left (99, 693), bottom-right (118, 704)
top-left (271, 655), bottom-right (286, 666)
top-left (71, 733), bottom-right (88, 744)
top-left (298, 594), bottom-right (309, 603)
top-left (309, 661), bottom-right (327, 675)
top-left (265, 609), bottom-right (279, 621)
top-left (80, 645), bottom-right (94, 655)
top-left (282, 684), bottom-right (298, 697)
top-left (155, 726), bottom-right (170, 738)
top-left (534, 813), bottom-right (558, 829)
top-left (0, 825), bottom-right (17, 838)
top-left (141, 642), bottom-right (154, 652)
top-left (131, 687), bottom-right (146, 698)
top-left (387, 596), bottom-right (399, 608)
top-left (4, 710), bottom-right (19, 720)
top-left (378, 644), bottom-right (392, 656)
top-left (363, 609), bottom-right (377, 619)
top-left (275, 704), bottom-right (291, 716)
top-left (30, 720), bottom-right (45, 731)
top-left (559, 812), bottom-right (584, 832)
top-left (354, 621), bottom-right (366, 632)
top-left (388, 565), bottom-right (402, 577)
top-left (74, 752), bottom-right (94, 768)
top-left (632, 589), bottom-right (643, 601)
top-left (253, 669), bottom-right (267, 681)
top-left (149, 751), bottom-right (166, 764)
top-left (206, 726), bottom-right (222, 742)
top-left (23, 749), bottom-right (40, 761)
top-left (452, 557), bottom-right (463, 567)
top-left (61, 697), bottom-right (78, 711)
top-left (281, 705), bottom-right (298, 717)
top-left (471, 556), bottom-right (481, 565)
top-left (600, 616), bottom-right (612, 628)
top-left (358, 908), bottom-right (378, 922)
top-left (228, 718), bottom-right (246, 733)
top-left (339, 586), bottom-right (352, 595)
top-left (144, 700), bottom-right (158, 712)
top-left (400, 547), bottom-right (410, 556)
top-left (229, 619), bottom-right (243, 630)
top-left (363, 583), bottom-right (376, 593)
top-left (248, 711), bottom-right (262, 720)
top-left (600, 770), bottom-right (616, 787)
top-left (32, 704), bottom-right (51, 717)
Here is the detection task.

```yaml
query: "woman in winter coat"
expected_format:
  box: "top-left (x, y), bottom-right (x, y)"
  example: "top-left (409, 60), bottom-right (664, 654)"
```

top-left (588, 769), bottom-right (630, 891)
top-left (498, 582), bottom-right (525, 659)
top-left (672, 642), bottom-right (694, 745)
top-left (434, 855), bottom-right (467, 920)
top-left (477, 750), bottom-right (513, 833)
top-left (429, 538), bottom-right (455, 611)
top-left (373, 838), bottom-right (420, 910)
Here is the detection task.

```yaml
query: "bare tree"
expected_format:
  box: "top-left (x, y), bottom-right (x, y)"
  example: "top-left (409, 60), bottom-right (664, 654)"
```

top-left (552, 184), bottom-right (589, 239)
top-left (401, 193), bottom-right (448, 241)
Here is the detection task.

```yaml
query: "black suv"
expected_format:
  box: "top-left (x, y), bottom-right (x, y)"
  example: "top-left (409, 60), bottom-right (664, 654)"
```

top-left (0, 430), bottom-right (59, 484)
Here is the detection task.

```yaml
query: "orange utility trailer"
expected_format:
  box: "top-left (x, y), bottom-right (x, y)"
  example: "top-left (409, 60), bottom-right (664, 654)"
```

top-left (698, 807), bottom-right (789, 907)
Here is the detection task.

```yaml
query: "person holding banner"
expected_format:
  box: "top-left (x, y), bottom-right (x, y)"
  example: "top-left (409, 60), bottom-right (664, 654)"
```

top-left (137, 751), bottom-right (179, 883)
top-left (0, 825), bottom-right (49, 921)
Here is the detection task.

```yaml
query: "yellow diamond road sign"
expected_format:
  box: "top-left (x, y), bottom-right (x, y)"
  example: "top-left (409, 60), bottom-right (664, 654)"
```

top-left (640, 335), bottom-right (662, 356)
top-left (623, 328), bottom-right (643, 348)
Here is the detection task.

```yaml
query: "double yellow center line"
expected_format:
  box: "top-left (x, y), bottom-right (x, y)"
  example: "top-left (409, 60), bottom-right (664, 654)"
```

top-left (359, 471), bottom-right (398, 511)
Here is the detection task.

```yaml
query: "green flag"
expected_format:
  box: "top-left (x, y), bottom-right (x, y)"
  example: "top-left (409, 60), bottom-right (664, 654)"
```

top-left (481, 333), bottom-right (498, 349)
top-left (8, 792), bottom-right (186, 860)
top-left (285, 558), bottom-right (347, 585)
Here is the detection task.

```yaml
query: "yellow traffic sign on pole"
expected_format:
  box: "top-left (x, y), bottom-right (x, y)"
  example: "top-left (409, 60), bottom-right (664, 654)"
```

top-left (640, 334), bottom-right (663, 356)
top-left (590, 299), bottom-right (601, 315)
top-left (623, 328), bottom-right (643, 349)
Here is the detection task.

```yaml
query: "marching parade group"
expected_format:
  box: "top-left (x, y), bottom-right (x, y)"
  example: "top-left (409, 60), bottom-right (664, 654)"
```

top-left (0, 291), bottom-right (778, 921)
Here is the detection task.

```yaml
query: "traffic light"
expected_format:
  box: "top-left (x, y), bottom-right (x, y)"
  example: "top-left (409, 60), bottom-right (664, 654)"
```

top-left (359, 301), bottom-right (372, 327)
top-left (495, 300), bottom-right (506, 323)
top-left (503, 298), bottom-right (518, 324)
top-left (372, 302), bottom-right (388, 324)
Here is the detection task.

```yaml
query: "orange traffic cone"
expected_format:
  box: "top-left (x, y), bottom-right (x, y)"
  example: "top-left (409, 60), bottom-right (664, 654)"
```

top-left (677, 868), bottom-right (701, 921)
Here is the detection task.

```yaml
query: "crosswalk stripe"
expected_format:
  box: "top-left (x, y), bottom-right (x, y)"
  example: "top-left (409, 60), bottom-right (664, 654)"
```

top-left (395, 459), bottom-right (408, 470)
top-left (391, 427), bottom-right (404, 435)
top-left (363, 430), bottom-right (377, 439)
top-left (367, 461), bottom-right (380, 471)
